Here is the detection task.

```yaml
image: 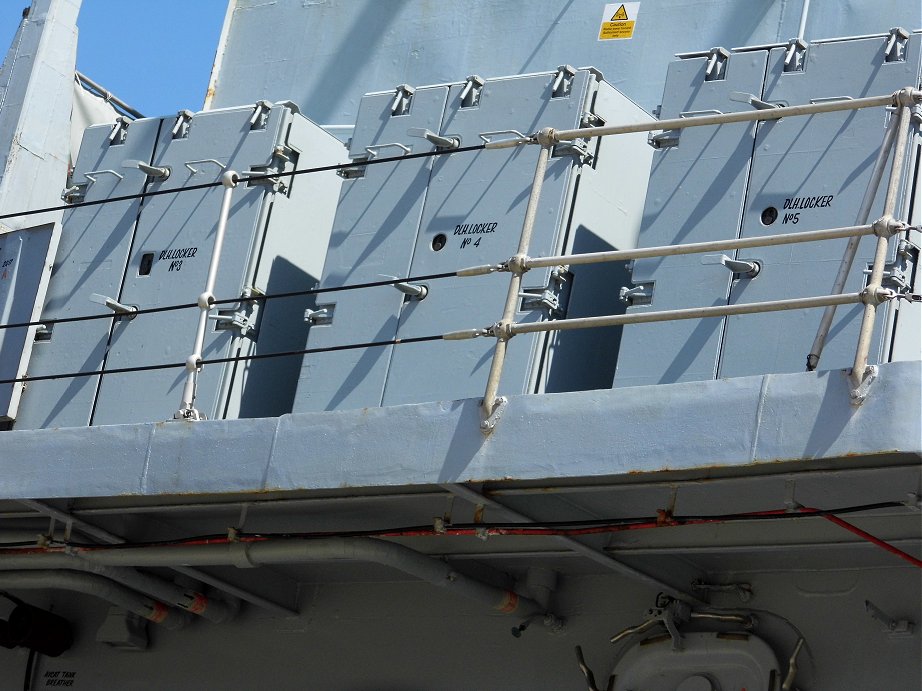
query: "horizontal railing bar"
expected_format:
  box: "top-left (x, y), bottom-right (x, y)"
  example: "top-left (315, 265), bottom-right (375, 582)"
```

top-left (509, 293), bottom-right (864, 336)
top-left (526, 223), bottom-right (877, 270)
top-left (554, 92), bottom-right (903, 142)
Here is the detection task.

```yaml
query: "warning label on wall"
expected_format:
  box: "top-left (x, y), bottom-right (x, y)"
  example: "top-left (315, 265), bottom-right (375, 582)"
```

top-left (599, 3), bottom-right (640, 41)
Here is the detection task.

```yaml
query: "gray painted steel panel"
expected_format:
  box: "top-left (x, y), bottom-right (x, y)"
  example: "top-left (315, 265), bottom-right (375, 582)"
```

top-left (614, 51), bottom-right (769, 387)
top-left (2, 361), bottom-right (918, 499)
top-left (384, 71), bottom-right (594, 405)
top-left (538, 79), bottom-right (655, 393)
top-left (720, 33), bottom-right (922, 377)
top-left (294, 87), bottom-right (449, 411)
top-left (0, 223), bottom-right (54, 419)
top-left (297, 70), bottom-right (654, 411)
top-left (233, 113), bottom-right (347, 419)
top-left (15, 105), bottom-right (343, 428)
top-left (91, 106), bottom-right (293, 425)
top-left (0, 0), bottom-right (80, 232)
top-left (207, 0), bottom-right (919, 123)
top-left (0, 4), bottom-right (919, 687)
top-left (0, 566), bottom-right (918, 690)
top-left (14, 119), bottom-right (166, 429)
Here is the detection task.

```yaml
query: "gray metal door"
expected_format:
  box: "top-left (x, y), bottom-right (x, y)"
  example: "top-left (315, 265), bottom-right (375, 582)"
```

top-left (294, 86), bottom-right (450, 411)
top-left (720, 33), bottom-right (922, 378)
top-left (14, 118), bottom-right (167, 429)
top-left (613, 50), bottom-right (769, 387)
top-left (0, 223), bottom-right (54, 420)
top-left (92, 105), bottom-right (292, 424)
top-left (382, 71), bottom-right (592, 406)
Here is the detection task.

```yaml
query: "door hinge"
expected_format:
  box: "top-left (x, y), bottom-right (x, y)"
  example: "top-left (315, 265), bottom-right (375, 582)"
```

top-left (783, 38), bottom-right (807, 73)
top-left (885, 27), bottom-right (910, 63)
top-left (247, 145), bottom-right (296, 193)
top-left (210, 288), bottom-right (263, 338)
top-left (865, 239), bottom-right (918, 293)
top-left (552, 65), bottom-right (577, 98)
top-left (249, 100), bottom-right (272, 130)
top-left (649, 129), bottom-right (680, 149)
top-left (553, 139), bottom-right (592, 164)
top-left (519, 267), bottom-right (572, 318)
top-left (580, 111), bottom-right (605, 129)
top-left (620, 282), bottom-right (654, 306)
top-left (460, 75), bottom-right (485, 108)
top-left (391, 84), bottom-right (415, 116)
top-left (704, 47), bottom-right (730, 81)
top-left (172, 110), bottom-right (194, 139)
top-left (61, 182), bottom-right (89, 203)
top-left (305, 303), bottom-right (335, 325)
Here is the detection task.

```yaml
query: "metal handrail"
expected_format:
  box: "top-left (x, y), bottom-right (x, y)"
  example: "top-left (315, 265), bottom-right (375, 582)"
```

top-left (508, 293), bottom-right (870, 336)
top-left (850, 99), bottom-right (914, 398)
top-left (476, 88), bottom-right (919, 431)
top-left (551, 93), bottom-right (899, 142)
top-left (527, 224), bottom-right (876, 272)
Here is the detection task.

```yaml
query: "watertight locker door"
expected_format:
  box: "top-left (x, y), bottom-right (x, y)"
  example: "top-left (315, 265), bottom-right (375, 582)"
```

top-left (293, 86), bottom-right (449, 412)
top-left (720, 33), bottom-right (922, 378)
top-left (92, 105), bottom-right (292, 425)
top-left (382, 70), bottom-right (592, 406)
top-left (14, 118), bottom-right (166, 429)
top-left (613, 50), bottom-right (769, 388)
top-left (0, 224), bottom-right (54, 420)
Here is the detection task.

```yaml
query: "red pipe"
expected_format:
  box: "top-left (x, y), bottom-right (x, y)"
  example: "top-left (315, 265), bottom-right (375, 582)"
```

top-left (800, 508), bottom-right (922, 569)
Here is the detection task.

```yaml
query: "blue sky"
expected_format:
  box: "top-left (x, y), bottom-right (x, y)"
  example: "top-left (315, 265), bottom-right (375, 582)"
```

top-left (0, 0), bottom-right (227, 116)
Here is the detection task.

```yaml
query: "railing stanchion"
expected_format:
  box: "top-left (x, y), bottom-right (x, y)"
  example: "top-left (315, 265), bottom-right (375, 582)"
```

top-left (849, 96), bottom-right (913, 402)
top-left (174, 170), bottom-right (240, 421)
top-left (481, 137), bottom-right (552, 432)
top-left (807, 107), bottom-right (899, 371)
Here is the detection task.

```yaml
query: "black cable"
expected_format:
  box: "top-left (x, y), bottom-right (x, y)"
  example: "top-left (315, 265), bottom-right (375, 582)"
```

top-left (0, 143), bottom-right (487, 223)
top-left (0, 271), bottom-right (459, 332)
top-left (6, 501), bottom-right (907, 550)
top-left (0, 300), bottom-right (198, 332)
top-left (677, 501), bottom-right (904, 521)
top-left (0, 333), bottom-right (445, 386)
top-left (211, 271), bottom-right (457, 305)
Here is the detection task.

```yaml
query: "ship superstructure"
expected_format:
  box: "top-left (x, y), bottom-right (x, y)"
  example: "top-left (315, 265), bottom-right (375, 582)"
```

top-left (0, 1), bottom-right (919, 689)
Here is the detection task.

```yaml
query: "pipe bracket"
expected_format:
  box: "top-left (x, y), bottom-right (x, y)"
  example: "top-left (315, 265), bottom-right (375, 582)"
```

top-left (849, 365), bottom-right (878, 405)
top-left (480, 396), bottom-right (508, 434)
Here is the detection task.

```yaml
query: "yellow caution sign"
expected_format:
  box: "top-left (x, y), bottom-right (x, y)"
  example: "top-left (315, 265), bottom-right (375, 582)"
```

top-left (599, 2), bottom-right (639, 41)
